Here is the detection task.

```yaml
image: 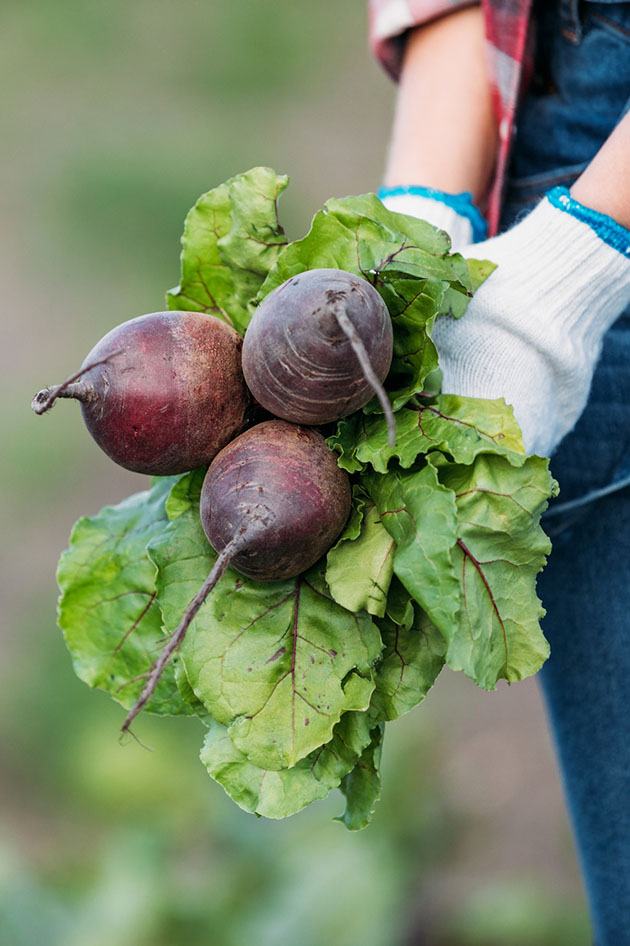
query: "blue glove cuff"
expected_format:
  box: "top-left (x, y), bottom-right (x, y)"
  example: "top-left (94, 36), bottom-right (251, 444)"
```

top-left (377, 185), bottom-right (488, 243)
top-left (547, 186), bottom-right (630, 258)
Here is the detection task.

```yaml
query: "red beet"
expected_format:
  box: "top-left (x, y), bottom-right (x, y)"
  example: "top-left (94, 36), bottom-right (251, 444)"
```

top-left (201, 419), bottom-right (351, 581)
top-left (121, 420), bottom-right (350, 732)
top-left (32, 311), bottom-right (248, 475)
top-left (242, 268), bottom-right (396, 443)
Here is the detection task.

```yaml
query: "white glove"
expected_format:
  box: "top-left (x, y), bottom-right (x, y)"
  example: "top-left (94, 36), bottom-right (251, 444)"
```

top-left (433, 188), bottom-right (630, 456)
top-left (378, 185), bottom-right (487, 251)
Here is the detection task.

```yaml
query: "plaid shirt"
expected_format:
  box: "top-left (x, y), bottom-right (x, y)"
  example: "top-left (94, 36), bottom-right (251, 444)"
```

top-left (369, 0), bottom-right (533, 235)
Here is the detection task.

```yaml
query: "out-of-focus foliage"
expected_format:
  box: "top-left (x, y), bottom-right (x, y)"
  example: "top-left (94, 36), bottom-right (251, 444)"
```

top-left (1, 0), bottom-right (589, 943)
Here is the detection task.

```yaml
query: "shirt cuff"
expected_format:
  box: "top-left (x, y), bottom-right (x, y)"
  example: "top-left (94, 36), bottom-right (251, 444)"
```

top-left (369, 0), bottom-right (481, 81)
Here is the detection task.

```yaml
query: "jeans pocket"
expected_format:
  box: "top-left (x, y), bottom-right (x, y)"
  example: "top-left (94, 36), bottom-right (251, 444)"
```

top-left (583, 2), bottom-right (630, 43)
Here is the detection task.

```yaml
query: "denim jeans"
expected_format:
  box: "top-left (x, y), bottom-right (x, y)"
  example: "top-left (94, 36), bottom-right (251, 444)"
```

top-left (502, 3), bottom-right (630, 943)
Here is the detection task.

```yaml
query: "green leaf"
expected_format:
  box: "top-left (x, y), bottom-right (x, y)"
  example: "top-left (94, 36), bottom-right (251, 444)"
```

top-left (367, 460), bottom-right (461, 639)
top-left (200, 709), bottom-right (375, 820)
top-left (370, 274), bottom-right (444, 411)
top-left (334, 486), bottom-right (368, 542)
top-left (149, 503), bottom-right (382, 769)
top-left (326, 502), bottom-right (395, 618)
top-left (466, 257), bottom-right (497, 293)
top-left (175, 661), bottom-right (208, 717)
top-left (437, 454), bottom-right (556, 689)
top-left (57, 477), bottom-right (192, 716)
top-left (164, 467), bottom-right (205, 520)
top-left (167, 166), bottom-right (288, 334)
top-left (385, 577), bottom-right (415, 630)
top-left (327, 414), bottom-right (366, 474)
top-left (336, 723), bottom-right (384, 831)
top-left (259, 195), bottom-right (462, 297)
top-left (439, 257), bottom-right (496, 318)
top-left (326, 193), bottom-right (452, 257)
top-left (330, 395), bottom-right (525, 474)
top-left (372, 605), bottom-right (445, 721)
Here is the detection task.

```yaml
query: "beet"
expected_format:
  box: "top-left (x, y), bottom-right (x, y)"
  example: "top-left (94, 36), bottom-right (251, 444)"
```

top-left (121, 419), bottom-right (351, 732)
top-left (201, 419), bottom-right (351, 581)
top-left (32, 311), bottom-right (248, 476)
top-left (242, 268), bottom-right (396, 444)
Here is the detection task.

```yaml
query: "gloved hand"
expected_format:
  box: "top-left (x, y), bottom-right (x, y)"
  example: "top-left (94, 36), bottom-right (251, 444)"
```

top-left (433, 188), bottom-right (630, 456)
top-left (378, 184), bottom-right (487, 251)
top-left (380, 185), bottom-right (630, 455)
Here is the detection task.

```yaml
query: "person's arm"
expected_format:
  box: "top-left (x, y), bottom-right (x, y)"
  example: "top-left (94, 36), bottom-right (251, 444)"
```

top-left (571, 114), bottom-right (630, 228)
top-left (384, 7), bottom-right (496, 200)
top-left (378, 7), bottom-right (495, 248)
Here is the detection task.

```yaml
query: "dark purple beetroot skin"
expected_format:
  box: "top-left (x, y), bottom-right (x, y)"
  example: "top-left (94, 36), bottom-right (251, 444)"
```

top-left (40, 312), bottom-right (248, 475)
top-left (242, 268), bottom-right (393, 425)
top-left (201, 419), bottom-right (351, 581)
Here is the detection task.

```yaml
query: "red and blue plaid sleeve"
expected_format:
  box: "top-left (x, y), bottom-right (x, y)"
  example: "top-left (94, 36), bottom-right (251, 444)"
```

top-left (368, 0), bottom-right (534, 235)
top-left (482, 0), bottom-right (533, 233)
top-left (369, 0), bottom-right (480, 80)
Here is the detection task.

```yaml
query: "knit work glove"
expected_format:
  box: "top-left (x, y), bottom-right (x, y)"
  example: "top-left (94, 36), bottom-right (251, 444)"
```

top-left (378, 185), bottom-right (487, 250)
top-left (434, 187), bottom-right (630, 456)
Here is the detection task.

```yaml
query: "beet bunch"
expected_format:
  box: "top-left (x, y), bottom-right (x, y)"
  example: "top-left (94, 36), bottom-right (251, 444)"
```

top-left (35, 171), bottom-right (557, 830)
top-left (32, 269), bottom-right (395, 730)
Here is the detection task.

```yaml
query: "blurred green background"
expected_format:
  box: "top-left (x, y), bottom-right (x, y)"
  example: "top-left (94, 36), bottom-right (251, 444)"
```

top-left (1, 1), bottom-right (590, 943)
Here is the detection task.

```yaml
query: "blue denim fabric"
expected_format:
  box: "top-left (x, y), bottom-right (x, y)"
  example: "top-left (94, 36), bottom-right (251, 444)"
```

top-left (502, 4), bottom-right (630, 943)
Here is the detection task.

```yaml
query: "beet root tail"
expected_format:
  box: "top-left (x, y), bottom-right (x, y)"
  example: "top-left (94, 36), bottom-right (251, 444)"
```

top-left (332, 303), bottom-right (396, 447)
top-left (120, 532), bottom-right (250, 735)
top-left (120, 501), bottom-right (279, 735)
top-left (31, 350), bottom-right (123, 415)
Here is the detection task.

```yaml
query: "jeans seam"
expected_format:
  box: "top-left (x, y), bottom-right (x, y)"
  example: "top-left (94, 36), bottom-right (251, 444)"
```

top-left (590, 11), bottom-right (630, 41)
top-left (506, 163), bottom-right (587, 195)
